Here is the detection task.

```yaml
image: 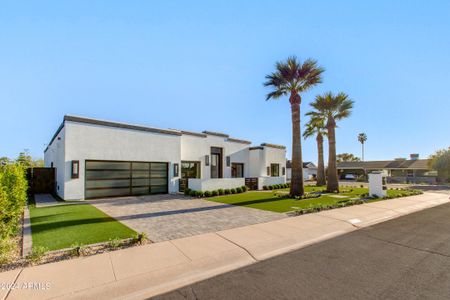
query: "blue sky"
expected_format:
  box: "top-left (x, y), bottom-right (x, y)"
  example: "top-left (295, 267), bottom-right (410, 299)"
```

top-left (1, 1), bottom-right (449, 163)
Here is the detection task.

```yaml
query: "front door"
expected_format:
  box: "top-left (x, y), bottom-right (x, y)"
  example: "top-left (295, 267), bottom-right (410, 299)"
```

top-left (210, 147), bottom-right (223, 178)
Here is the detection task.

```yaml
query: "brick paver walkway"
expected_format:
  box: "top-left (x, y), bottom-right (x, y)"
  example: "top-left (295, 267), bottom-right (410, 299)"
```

top-left (89, 195), bottom-right (285, 242)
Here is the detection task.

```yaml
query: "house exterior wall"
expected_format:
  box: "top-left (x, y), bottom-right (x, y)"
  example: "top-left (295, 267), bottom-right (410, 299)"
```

top-left (62, 121), bottom-right (181, 200)
top-left (44, 127), bottom-right (66, 199)
top-left (44, 116), bottom-right (287, 199)
top-left (180, 134), bottom-right (250, 179)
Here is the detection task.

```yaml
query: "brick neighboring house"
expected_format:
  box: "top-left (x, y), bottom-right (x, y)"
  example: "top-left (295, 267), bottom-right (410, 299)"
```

top-left (337, 154), bottom-right (438, 184)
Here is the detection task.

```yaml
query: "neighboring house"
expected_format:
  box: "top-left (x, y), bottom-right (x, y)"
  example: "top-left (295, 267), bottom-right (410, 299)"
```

top-left (44, 115), bottom-right (286, 200)
top-left (286, 160), bottom-right (318, 182)
top-left (337, 154), bottom-right (437, 184)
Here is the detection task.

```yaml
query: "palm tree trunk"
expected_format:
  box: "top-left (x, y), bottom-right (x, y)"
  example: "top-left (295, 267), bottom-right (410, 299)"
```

top-left (290, 94), bottom-right (304, 196)
top-left (362, 143), bottom-right (365, 161)
top-left (316, 133), bottom-right (326, 186)
top-left (326, 119), bottom-right (339, 192)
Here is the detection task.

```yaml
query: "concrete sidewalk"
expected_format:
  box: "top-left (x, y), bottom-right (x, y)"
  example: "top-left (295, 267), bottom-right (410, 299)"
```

top-left (2, 192), bottom-right (448, 300)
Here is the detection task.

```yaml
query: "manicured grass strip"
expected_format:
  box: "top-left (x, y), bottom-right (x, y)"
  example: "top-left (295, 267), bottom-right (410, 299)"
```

top-left (29, 204), bottom-right (136, 251)
top-left (208, 187), bottom-right (420, 213)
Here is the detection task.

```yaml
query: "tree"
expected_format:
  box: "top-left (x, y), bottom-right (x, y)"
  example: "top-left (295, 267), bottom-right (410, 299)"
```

top-left (264, 56), bottom-right (324, 196)
top-left (307, 92), bottom-right (354, 192)
top-left (358, 133), bottom-right (367, 161)
top-left (15, 150), bottom-right (44, 168)
top-left (337, 153), bottom-right (360, 163)
top-left (303, 116), bottom-right (327, 186)
top-left (429, 148), bottom-right (450, 182)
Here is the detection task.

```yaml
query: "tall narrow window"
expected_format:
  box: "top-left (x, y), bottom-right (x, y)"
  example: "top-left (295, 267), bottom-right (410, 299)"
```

top-left (71, 160), bottom-right (79, 179)
top-left (231, 163), bottom-right (244, 178)
top-left (173, 163), bottom-right (179, 177)
top-left (270, 164), bottom-right (280, 177)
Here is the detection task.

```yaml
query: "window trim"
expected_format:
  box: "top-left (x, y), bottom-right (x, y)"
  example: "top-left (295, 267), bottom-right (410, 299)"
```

top-left (270, 163), bottom-right (280, 177)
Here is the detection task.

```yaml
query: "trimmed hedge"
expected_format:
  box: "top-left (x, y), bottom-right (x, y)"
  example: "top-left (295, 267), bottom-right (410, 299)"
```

top-left (263, 183), bottom-right (290, 190)
top-left (186, 186), bottom-right (248, 198)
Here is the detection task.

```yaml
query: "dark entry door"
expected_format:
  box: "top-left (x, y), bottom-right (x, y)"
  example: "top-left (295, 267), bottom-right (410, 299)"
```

top-left (210, 147), bottom-right (223, 178)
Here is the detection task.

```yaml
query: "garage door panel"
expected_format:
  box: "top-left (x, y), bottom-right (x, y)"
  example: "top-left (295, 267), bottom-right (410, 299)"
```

top-left (85, 160), bottom-right (168, 199)
top-left (86, 179), bottom-right (130, 189)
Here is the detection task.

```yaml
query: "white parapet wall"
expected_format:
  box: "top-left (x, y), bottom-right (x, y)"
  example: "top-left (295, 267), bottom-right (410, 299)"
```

top-left (258, 176), bottom-right (286, 190)
top-left (188, 178), bottom-right (246, 192)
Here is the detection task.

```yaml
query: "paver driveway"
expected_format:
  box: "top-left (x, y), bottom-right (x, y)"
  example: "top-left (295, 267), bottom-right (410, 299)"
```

top-left (89, 194), bottom-right (285, 242)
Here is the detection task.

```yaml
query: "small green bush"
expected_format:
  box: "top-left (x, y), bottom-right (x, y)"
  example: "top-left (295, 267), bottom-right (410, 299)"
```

top-left (218, 189), bottom-right (224, 195)
top-left (132, 232), bottom-right (147, 245)
top-left (184, 188), bottom-right (191, 196)
top-left (224, 189), bottom-right (230, 195)
top-left (211, 190), bottom-right (219, 196)
top-left (204, 191), bottom-right (212, 197)
top-left (268, 185), bottom-right (273, 190)
top-left (241, 186), bottom-right (248, 192)
top-left (195, 191), bottom-right (204, 197)
top-left (108, 238), bottom-right (121, 249)
top-left (189, 190), bottom-right (197, 197)
top-left (27, 246), bottom-right (48, 263)
top-left (236, 187), bottom-right (242, 193)
top-left (263, 185), bottom-right (269, 190)
top-left (230, 188), bottom-right (236, 194)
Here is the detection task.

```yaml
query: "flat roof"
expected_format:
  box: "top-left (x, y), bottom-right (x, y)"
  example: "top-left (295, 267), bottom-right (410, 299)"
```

top-left (45, 115), bottom-right (270, 151)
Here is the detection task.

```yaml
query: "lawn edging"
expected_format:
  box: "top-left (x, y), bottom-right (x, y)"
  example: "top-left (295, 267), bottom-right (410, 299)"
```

top-left (22, 205), bottom-right (32, 258)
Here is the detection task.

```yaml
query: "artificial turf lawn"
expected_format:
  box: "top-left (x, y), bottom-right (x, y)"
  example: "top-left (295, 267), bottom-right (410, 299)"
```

top-left (29, 203), bottom-right (136, 251)
top-left (207, 186), bottom-right (418, 213)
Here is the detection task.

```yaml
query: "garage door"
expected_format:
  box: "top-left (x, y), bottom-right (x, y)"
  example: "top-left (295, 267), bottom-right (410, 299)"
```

top-left (85, 160), bottom-right (168, 199)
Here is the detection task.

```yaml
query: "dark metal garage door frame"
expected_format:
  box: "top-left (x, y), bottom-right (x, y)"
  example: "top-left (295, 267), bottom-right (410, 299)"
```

top-left (85, 159), bottom-right (169, 199)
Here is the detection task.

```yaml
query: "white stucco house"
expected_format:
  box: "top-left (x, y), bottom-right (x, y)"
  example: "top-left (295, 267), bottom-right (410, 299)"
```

top-left (286, 160), bottom-right (318, 182)
top-left (44, 115), bottom-right (287, 200)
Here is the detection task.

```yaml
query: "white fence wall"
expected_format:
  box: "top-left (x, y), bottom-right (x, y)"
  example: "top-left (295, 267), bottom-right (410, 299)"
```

top-left (188, 178), bottom-right (245, 191)
top-left (258, 176), bottom-right (286, 190)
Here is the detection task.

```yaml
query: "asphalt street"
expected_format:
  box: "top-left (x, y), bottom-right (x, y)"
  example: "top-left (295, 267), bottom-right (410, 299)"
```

top-left (153, 201), bottom-right (450, 300)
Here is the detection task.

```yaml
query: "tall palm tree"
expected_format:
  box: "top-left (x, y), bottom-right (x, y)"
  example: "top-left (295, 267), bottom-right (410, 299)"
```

top-left (264, 56), bottom-right (324, 196)
top-left (307, 92), bottom-right (354, 192)
top-left (303, 116), bottom-right (327, 186)
top-left (358, 133), bottom-right (367, 161)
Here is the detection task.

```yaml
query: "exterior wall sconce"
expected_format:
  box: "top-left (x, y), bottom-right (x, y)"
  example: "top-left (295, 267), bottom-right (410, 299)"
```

top-left (205, 155), bottom-right (210, 166)
top-left (173, 163), bottom-right (179, 177)
top-left (267, 166), bottom-right (270, 176)
top-left (226, 156), bottom-right (231, 167)
top-left (282, 167), bottom-right (286, 176)
top-left (71, 160), bottom-right (79, 179)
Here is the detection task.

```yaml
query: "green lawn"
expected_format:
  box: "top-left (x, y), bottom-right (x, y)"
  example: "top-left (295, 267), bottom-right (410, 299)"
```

top-left (29, 203), bottom-right (136, 251)
top-left (207, 186), bottom-right (417, 213)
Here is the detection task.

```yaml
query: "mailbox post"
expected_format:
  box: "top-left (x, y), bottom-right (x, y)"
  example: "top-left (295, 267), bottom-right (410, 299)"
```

top-left (368, 171), bottom-right (387, 198)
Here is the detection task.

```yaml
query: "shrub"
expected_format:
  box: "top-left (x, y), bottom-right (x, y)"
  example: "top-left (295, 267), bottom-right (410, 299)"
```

top-left (263, 185), bottom-right (269, 190)
top-left (211, 190), bottom-right (219, 196)
top-left (27, 246), bottom-right (48, 263)
top-left (0, 163), bottom-right (28, 242)
top-left (204, 191), bottom-right (211, 197)
top-left (236, 187), bottom-right (242, 193)
top-left (230, 188), bottom-right (236, 194)
top-left (218, 189), bottom-right (224, 195)
top-left (108, 238), bottom-right (121, 249)
top-left (268, 185), bottom-right (273, 190)
top-left (70, 243), bottom-right (86, 257)
top-left (195, 191), bottom-right (204, 197)
top-left (224, 189), bottom-right (230, 195)
top-left (184, 188), bottom-right (191, 196)
top-left (241, 186), bottom-right (248, 192)
top-left (132, 232), bottom-right (147, 245)
top-left (189, 190), bottom-right (197, 197)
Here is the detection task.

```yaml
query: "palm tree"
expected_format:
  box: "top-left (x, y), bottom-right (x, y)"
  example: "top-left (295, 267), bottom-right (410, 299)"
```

top-left (303, 116), bottom-right (327, 186)
top-left (264, 56), bottom-right (324, 196)
top-left (307, 92), bottom-right (354, 192)
top-left (358, 133), bottom-right (367, 161)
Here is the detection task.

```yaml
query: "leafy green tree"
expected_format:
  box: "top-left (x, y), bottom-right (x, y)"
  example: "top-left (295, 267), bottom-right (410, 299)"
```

top-left (15, 150), bottom-right (43, 168)
top-left (264, 56), bottom-right (324, 196)
top-left (303, 116), bottom-right (327, 186)
top-left (358, 133), bottom-right (367, 161)
top-left (429, 149), bottom-right (450, 182)
top-left (307, 92), bottom-right (354, 192)
top-left (337, 153), bottom-right (361, 163)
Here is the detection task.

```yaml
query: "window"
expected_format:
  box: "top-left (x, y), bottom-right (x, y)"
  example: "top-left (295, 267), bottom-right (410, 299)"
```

top-left (226, 156), bottom-right (231, 167)
top-left (205, 155), bottom-right (210, 166)
top-left (181, 161), bottom-right (201, 179)
top-left (270, 164), bottom-right (280, 177)
top-left (231, 163), bottom-right (244, 178)
top-left (71, 160), bottom-right (79, 179)
top-left (282, 167), bottom-right (285, 176)
top-left (173, 163), bottom-right (179, 177)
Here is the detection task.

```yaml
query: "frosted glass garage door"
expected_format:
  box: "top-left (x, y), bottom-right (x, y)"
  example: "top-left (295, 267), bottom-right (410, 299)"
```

top-left (85, 160), bottom-right (168, 199)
